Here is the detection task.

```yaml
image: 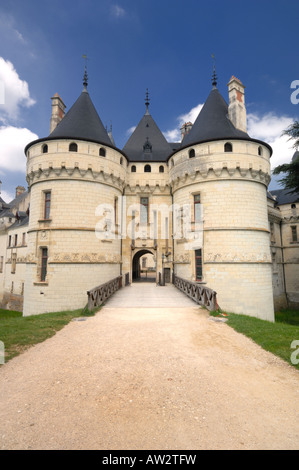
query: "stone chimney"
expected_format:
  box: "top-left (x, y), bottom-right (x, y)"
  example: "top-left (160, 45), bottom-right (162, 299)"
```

top-left (50, 93), bottom-right (66, 133)
top-left (227, 76), bottom-right (247, 133)
top-left (16, 186), bottom-right (25, 198)
top-left (180, 122), bottom-right (193, 142)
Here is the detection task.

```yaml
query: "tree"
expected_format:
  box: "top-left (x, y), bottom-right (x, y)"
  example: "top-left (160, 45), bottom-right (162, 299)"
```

top-left (272, 121), bottom-right (299, 194)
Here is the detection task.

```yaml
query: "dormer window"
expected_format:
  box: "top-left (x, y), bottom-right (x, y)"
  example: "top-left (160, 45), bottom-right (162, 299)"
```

top-left (42, 144), bottom-right (48, 154)
top-left (224, 142), bottom-right (233, 152)
top-left (69, 142), bottom-right (78, 152)
top-left (189, 149), bottom-right (195, 158)
top-left (99, 147), bottom-right (106, 157)
top-left (143, 138), bottom-right (152, 154)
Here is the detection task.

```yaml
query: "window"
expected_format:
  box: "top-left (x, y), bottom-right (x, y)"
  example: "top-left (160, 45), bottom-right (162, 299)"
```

top-left (0, 256), bottom-right (3, 273)
top-left (41, 248), bottom-right (48, 282)
top-left (69, 142), bottom-right (78, 152)
top-left (99, 147), bottom-right (106, 157)
top-left (44, 191), bottom-right (51, 219)
top-left (195, 249), bottom-right (202, 281)
top-left (120, 157), bottom-right (123, 165)
top-left (14, 234), bottom-right (18, 247)
top-left (189, 149), bottom-right (195, 158)
top-left (42, 144), bottom-right (48, 153)
top-left (8, 235), bottom-right (11, 247)
top-left (131, 165), bottom-right (136, 173)
top-left (291, 203), bottom-right (296, 209)
top-left (11, 253), bottom-right (17, 274)
top-left (159, 165), bottom-right (164, 173)
top-left (258, 146), bottom-right (263, 156)
top-left (194, 194), bottom-right (201, 223)
top-left (144, 164), bottom-right (151, 173)
top-left (291, 226), bottom-right (298, 242)
top-left (140, 197), bottom-right (149, 225)
top-left (224, 142), bottom-right (233, 152)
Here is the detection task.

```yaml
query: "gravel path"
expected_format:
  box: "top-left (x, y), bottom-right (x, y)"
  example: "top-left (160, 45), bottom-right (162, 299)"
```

top-left (0, 285), bottom-right (298, 450)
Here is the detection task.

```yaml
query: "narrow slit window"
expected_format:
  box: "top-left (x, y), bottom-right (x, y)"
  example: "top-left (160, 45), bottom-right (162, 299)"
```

top-left (291, 226), bottom-right (298, 242)
top-left (195, 249), bottom-right (202, 281)
top-left (194, 194), bottom-right (201, 223)
top-left (44, 191), bottom-right (51, 219)
top-left (41, 248), bottom-right (48, 282)
top-left (140, 197), bottom-right (149, 225)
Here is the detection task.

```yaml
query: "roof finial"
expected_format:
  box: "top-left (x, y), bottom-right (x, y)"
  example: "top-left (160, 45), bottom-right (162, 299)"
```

top-left (82, 54), bottom-right (88, 91)
top-left (211, 54), bottom-right (217, 88)
top-left (145, 88), bottom-right (150, 114)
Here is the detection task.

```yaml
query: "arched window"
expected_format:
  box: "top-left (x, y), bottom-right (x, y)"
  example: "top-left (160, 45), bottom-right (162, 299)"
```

top-left (159, 165), bottom-right (164, 173)
top-left (258, 146), bottom-right (263, 156)
top-left (131, 165), bottom-right (136, 173)
top-left (99, 147), bottom-right (106, 157)
top-left (42, 144), bottom-right (48, 154)
top-left (144, 164), bottom-right (151, 173)
top-left (291, 203), bottom-right (296, 209)
top-left (69, 142), bottom-right (78, 152)
top-left (189, 149), bottom-right (195, 158)
top-left (224, 142), bottom-right (233, 152)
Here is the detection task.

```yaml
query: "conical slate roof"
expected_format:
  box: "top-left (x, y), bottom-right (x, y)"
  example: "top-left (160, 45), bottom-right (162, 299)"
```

top-left (182, 87), bottom-right (249, 147)
top-left (123, 107), bottom-right (173, 162)
top-left (49, 89), bottom-right (112, 146)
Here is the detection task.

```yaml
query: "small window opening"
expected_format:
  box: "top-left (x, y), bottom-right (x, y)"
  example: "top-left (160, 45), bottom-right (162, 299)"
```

top-left (224, 142), bottom-right (233, 152)
top-left (189, 149), bottom-right (195, 158)
top-left (131, 165), bottom-right (136, 173)
top-left (258, 146), bottom-right (263, 156)
top-left (42, 144), bottom-right (48, 154)
top-left (69, 142), bottom-right (78, 152)
top-left (99, 147), bottom-right (106, 157)
top-left (144, 164), bottom-right (151, 173)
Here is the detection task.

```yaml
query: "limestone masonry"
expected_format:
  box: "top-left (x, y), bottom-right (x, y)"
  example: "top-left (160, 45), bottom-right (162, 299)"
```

top-left (0, 72), bottom-right (298, 320)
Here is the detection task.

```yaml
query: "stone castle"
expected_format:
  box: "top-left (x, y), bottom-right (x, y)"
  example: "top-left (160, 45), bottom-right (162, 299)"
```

top-left (0, 70), bottom-right (298, 321)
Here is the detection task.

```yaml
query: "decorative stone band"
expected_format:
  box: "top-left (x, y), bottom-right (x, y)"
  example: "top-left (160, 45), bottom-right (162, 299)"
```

top-left (26, 165), bottom-right (126, 191)
top-left (170, 165), bottom-right (271, 191)
top-left (26, 252), bottom-right (121, 264)
top-left (204, 252), bottom-right (272, 263)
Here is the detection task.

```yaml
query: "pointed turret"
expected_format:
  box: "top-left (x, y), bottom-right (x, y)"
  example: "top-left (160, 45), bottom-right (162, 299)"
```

top-left (123, 90), bottom-right (173, 162)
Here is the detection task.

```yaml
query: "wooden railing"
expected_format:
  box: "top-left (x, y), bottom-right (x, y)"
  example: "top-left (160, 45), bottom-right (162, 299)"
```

top-left (173, 274), bottom-right (217, 311)
top-left (87, 276), bottom-right (122, 311)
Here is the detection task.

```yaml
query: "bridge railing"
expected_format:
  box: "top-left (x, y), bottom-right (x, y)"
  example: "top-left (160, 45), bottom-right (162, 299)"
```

top-left (173, 274), bottom-right (217, 311)
top-left (87, 275), bottom-right (123, 311)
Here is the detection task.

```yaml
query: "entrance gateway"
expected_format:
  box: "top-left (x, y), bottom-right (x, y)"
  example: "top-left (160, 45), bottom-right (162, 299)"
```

top-left (132, 249), bottom-right (156, 282)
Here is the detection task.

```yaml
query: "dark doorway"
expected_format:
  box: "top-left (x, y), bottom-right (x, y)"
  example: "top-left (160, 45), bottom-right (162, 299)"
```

top-left (132, 250), bottom-right (156, 282)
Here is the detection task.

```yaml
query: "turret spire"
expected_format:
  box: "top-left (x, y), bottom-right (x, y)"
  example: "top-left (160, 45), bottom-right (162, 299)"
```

top-left (145, 88), bottom-right (150, 114)
top-left (82, 54), bottom-right (88, 91)
top-left (211, 54), bottom-right (217, 88)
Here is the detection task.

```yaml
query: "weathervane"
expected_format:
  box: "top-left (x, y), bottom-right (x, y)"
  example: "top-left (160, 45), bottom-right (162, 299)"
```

top-left (211, 54), bottom-right (217, 88)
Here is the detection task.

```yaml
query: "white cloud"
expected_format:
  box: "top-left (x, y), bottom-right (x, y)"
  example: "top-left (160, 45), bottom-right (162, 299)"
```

top-left (163, 103), bottom-right (203, 142)
top-left (247, 112), bottom-right (296, 169)
top-left (0, 126), bottom-right (38, 173)
top-left (111, 4), bottom-right (126, 18)
top-left (0, 57), bottom-right (35, 123)
top-left (126, 125), bottom-right (136, 135)
top-left (0, 189), bottom-right (14, 203)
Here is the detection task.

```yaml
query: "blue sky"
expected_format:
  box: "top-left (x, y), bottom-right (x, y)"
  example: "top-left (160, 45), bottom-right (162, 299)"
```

top-left (0, 0), bottom-right (298, 201)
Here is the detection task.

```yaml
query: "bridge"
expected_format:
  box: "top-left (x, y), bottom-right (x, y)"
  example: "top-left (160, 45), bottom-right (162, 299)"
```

top-left (87, 274), bottom-right (217, 311)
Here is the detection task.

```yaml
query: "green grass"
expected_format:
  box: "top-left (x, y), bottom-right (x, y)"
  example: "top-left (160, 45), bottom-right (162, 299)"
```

top-left (211, 308), bottom-right (299, 370)
top-left (0, 306), bottom-right (97, 364)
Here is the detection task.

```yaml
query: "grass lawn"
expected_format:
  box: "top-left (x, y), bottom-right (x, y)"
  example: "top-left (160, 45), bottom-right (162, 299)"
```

top-left (0, 307), bottom-right (96, 364)
top-left (211, 308), bottom-right (299, 370)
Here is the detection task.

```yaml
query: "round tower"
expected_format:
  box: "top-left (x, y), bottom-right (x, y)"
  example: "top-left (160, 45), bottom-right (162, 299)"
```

top-left (23, 75), bottom-right (126, 315)
top-left (169, 76), bottom-right (274, 321)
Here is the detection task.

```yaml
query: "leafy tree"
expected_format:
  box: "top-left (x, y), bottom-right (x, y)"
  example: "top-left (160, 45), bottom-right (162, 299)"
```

top-left (272, 121), bottom-right (299, 194)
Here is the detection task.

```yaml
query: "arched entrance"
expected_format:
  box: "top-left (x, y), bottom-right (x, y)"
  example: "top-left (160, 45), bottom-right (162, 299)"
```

top-left (132, 249), bottom-right (156, 282)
